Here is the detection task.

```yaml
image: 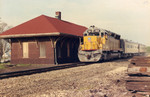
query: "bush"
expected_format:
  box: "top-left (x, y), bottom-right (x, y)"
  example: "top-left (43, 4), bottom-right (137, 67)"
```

top-left (147, 46), bottom-right (150, 53)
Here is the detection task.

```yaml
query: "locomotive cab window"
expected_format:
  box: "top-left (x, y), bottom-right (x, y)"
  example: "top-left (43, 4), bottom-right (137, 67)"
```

top-left (94, 29), bottom-right (100, 36)
top-left (87, 29), bottom-right (92, 33)
top-left (89, 32), bottom-right (94, 36)
top-left (80, 38), bottom-right (83, 45)
top-left (94, 32), bottom-right (99, 36)
top-left (101, 33), bottom-right (104, 37)
top-left (84, 33), bottom-right (87, 36)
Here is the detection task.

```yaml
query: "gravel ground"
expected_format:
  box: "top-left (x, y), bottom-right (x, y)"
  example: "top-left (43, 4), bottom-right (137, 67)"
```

top-left (0, 59), bottom-right (134, 97)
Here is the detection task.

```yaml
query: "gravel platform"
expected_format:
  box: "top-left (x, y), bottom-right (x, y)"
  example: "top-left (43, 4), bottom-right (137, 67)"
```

top-left (0, 59), bottom-right (135, 97)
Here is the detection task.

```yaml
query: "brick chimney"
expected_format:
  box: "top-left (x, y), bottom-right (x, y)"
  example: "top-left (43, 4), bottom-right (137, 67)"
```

top-left (55, 11), bottom-right (61, 20)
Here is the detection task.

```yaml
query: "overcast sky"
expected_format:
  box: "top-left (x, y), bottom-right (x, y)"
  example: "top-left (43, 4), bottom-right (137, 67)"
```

top-left (0, 0), bottom-right (150, 46)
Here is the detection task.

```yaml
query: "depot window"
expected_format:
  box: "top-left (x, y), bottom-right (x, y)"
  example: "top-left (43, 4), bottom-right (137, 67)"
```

top-left (39, 42), bottom-right (46, 58)
top-left (23, 42), bottom-right (29, 58)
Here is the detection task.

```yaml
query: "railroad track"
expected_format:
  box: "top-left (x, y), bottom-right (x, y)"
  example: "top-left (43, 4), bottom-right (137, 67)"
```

top-left (0, 62), bottom-right (88, 79)
top-left (0, 57), bottom-right (131, 80)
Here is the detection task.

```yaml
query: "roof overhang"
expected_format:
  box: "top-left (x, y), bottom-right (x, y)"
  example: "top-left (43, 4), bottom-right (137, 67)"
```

top-left (0, 32), bottom-right (82, 39)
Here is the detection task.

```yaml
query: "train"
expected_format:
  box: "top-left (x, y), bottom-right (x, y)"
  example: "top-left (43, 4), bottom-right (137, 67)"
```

top-left (78, 25), bottom-right (146, 62)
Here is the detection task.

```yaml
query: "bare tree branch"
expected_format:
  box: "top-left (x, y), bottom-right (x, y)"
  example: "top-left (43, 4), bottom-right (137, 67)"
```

top-left (0, 18), bottom-right (12, 62)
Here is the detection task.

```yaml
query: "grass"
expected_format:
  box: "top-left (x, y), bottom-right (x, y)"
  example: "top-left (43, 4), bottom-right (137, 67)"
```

top-left (147, 46), bottom-right (150, 53)
top-left (0, 64), bottom-right (5, 69)
top-left (16, 64), bottom-right (32, 67)
top-left (0, 63), bottom-right (32, 70)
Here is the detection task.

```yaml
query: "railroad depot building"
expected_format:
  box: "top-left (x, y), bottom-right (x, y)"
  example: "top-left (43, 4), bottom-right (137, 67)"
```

top-left (0, 12), bottom-right (87, 64)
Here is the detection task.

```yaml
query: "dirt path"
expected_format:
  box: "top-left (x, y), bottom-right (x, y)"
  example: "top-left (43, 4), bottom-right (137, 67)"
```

top-left (0, 59), bottom-right (134, 97)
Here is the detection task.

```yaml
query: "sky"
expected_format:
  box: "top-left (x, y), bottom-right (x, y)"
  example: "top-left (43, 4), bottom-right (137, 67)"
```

top-left (0, 0), bottom-right (150, 46)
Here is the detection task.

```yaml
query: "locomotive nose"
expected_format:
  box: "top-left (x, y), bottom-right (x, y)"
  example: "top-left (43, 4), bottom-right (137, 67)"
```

top-left (87, 55), bottom-right (91, 60)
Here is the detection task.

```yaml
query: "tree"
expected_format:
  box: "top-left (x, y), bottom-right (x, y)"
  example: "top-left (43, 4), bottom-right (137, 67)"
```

top-left (0, 18), bottom-right (12, 62)
top-left (147, 46), bottom-right (150, 53)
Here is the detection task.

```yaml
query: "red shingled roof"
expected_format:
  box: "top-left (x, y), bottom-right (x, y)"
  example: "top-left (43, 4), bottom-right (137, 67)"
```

top-left (0, 15), bottom-right (87, 38)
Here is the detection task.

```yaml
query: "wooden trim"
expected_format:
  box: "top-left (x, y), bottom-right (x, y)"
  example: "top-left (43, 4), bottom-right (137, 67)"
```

top-left (49, 37), bottom-right (54, 48)
top-left (33, 37), bottom-right (39, 48)
top-left (16, 39), bottom-right (22, 49)
top-left (0, 32), bottom-right (81, 39)
top-left (0, 32), bottom-right (60, 38)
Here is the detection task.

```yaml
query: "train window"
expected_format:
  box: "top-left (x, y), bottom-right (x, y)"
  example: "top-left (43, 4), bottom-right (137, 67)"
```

top-left (81, 38), bottom-right (83, 44)
top-left (101, 33), bottom-right (104, 37)
top-left (89, 32), bottom-right (94, 36)
top-left (105, 33), bottom-right (108, 39)
top-left (94, 32), bottom-right (99, 36)
top-left (84, 33), bottom-right (87, 36)
top-left (111, 33), bottom-right (115, 37)
top-left (87, 29), bottom-right (92, 33)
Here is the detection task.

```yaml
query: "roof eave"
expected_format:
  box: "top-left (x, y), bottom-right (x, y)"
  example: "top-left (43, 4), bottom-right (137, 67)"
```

top-left (0, 32), bottom-right (61, 39)
top-left (0, 32), bottom-right (82, 39)
top-left (59, 33), bottom-right (82, 37)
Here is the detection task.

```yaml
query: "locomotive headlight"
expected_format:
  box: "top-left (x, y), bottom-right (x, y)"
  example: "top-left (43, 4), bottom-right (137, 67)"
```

top-left (87, 55), bottom-right (91, 60)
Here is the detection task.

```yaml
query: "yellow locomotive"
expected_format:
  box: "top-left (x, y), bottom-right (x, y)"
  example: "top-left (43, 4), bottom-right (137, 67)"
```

top-left (78, 25), bottom-right (123, 62)
top-left (78, 25), bottom-right (146, 62)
